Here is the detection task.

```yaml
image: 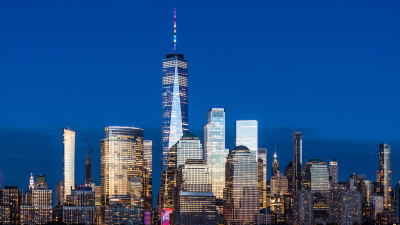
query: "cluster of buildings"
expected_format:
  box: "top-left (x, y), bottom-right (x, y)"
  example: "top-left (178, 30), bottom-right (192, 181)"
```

top-left (0, 9), bottom-right (400, 225)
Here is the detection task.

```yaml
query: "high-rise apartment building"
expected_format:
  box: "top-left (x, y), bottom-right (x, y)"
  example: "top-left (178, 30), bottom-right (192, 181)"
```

top-left (204, 108), bottom-right (228, 200)
top-left (293, 189), bottom-right (313, 225)
top-left (224, 146), bottom-right (259, 224)
top-left (378, 143), bottom-right (392, 208)
top-left (0, 186), bottom-right (23, 224)
top-left (162, 9), bottom-right (189, 173)
top-left (63, 127), bottom-right (76, 200)
top-left (293, 132), bottom-right (303, 193)
top-left (100, 126), bottom-right (144, 224)
top-left (235, 120), bottom-right (258, 159)
top-left (63, 186), bottom-right (95, 225)
top-left (329, 187), bottom-right (362, 224)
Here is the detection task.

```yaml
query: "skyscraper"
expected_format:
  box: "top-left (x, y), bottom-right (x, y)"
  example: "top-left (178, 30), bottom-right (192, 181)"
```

top-left (302, 159), bottom-right (330, 223)
top-left (271, 151), bottom-right (279, 177)
top-left (224, 146), bottom-right (259, 224)
top-left (285, 162), bottom-right (293, 192)
top-left (100, 126), bottom-right (144, 224)
top-left (203, 108), bottom-right (228, 200)
top-left (162, 8), bottom-right (189, 172)
top-left (258, 148), bottom-right (267, 209)
top-left (85, 139), bottom-right (93, 186)
top-left (292, 132), bottom-right (303, 193)
top-left (143, 140), bottom-right (153, 211)
top-left (176, 131), bottom-right (203, 168)
top-left (162, 131), bottom-right (203, 212)
top-left (63, 127), bottom-right (75, 201)
top-left (379, 143), bottom-right (392, 208)
top-left (235, 120), bottom-right (258, 159)
top-left (329, 159), bottom-right (338, 187)
top-left (176, 159), bottom-right (217, 225)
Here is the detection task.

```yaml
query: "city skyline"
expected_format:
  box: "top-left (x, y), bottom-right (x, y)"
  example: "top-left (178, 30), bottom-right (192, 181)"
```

top-left (1, 1), bottom-right (400, 220)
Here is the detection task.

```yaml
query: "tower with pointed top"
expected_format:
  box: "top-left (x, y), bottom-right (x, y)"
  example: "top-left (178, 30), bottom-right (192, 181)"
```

top-left (162, 8), bottom-right (188, 173)
top-left (271, 150), bottom-right (280, 177)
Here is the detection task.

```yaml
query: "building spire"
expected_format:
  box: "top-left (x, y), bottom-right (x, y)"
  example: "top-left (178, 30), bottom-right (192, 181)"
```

top-left (173, 8), bottom-right (177, 53)
top-left (29, 173), bottom-right (35, 190)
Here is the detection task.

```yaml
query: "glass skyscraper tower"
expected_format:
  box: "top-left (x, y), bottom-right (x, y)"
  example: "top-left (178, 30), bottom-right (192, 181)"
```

top-left (162, 9), bottom-right (188, 172)
top-left (378, 143), bottom-right (392, 208)
top-left (63, 127), bottom-right (75, 201)
top-left (235, 120), bottom-right (258, 159)
top-left (204, 108), bottom-right (228, 200)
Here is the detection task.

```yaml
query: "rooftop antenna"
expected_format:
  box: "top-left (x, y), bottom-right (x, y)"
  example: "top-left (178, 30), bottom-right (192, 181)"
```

top-left (174, 8), bottom-right (177, 53)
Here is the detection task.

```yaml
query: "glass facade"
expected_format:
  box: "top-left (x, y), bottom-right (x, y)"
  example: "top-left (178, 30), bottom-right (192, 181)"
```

top-left (162, 53), bottom-right (188, 172)
top-left (293, 132), bottom-right (303, 193)
top-left (176, 160), bottom-right (217, 224)
top-left (176, 131), bottom-right (203, 168)
top-left (63, 127), bottom-right (75, 200)
top-left (100, 126), bottom-right (143, 224)
top-left (204, 108), bottom-right (228, 200)
top-left (224, 146), bottom-right (259, 224)
top-left (379, 143), bottom-right (392, 208)
top-left (235, 120), bottom-right (258, 159)
top-left (302, 159), bottom-right (329, 192)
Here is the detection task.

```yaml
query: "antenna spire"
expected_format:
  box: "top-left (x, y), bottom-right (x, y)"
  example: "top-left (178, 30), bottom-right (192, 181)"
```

top-left (174, 8), bottom-right (177, 53)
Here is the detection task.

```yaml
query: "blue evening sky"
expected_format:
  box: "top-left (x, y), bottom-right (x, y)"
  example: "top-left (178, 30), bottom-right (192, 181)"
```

top-left (0, 1), bottom-right (399, 205)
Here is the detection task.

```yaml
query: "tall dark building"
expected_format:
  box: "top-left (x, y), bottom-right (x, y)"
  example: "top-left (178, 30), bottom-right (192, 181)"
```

top-left (161, 9), bottom-right (189, 173)
top-left (292, 132), bottom-right (303, 193)
top-left (285, 162), bottom-right (293, 193)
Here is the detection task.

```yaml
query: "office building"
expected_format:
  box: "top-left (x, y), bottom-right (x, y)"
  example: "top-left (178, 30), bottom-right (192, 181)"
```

top-left (63, 127), bottom-right (76, 200)
top-left (224, 146), bottom-right (259, 224)
top-left (203, 108), bottom-right (228, 200)
top-left (329, 159), bottom-right (338, 187)
top-left (162, 9), bottom-right (189, 173)
top-left (293, 132), bottom-right (303, 193)
top-left (176, 131), bottom-right (203, 168)
top-left (176, 159), bottom-right (217, 225)
top-left (302, 159), bottom-right (330, 223)
top-left (101, 126), bottom-right (144, 225)
top-left (235, 120), bottom-right (258, 159)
